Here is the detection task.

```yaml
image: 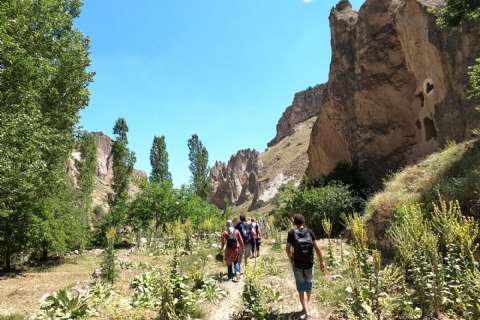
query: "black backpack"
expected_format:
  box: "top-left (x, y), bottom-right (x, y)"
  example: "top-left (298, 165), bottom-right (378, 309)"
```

top-left (227, 230), bottom-right (238, 249)
top-left (239, 223), bottom-right (252, 243)
top-left (293, 228), bottom-right (314, 268)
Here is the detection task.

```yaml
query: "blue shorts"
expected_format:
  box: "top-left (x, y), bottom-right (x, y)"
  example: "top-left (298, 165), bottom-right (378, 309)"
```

top-left (292, 266), bottom-right (314, 292)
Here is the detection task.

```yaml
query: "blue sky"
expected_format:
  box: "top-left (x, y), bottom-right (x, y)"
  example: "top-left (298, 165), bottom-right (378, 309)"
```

top-left (77, 0), bottom-right (364, 186)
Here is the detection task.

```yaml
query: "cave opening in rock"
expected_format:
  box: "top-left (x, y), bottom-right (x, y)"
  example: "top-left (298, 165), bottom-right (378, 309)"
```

top-left (424, 117), bottom-right (437, 141)
top-left (425, 81), bottom-right (434, 95)
top-left (416, 92), bottom-right (424, 107)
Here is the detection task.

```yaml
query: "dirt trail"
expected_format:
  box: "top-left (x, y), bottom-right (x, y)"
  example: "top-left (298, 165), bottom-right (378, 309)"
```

top-left (209, 277), bottom-right (245, 320)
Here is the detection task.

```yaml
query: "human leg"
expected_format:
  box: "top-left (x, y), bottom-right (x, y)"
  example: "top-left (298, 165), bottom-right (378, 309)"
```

top-left (227, 264), bottom-right (234, 280)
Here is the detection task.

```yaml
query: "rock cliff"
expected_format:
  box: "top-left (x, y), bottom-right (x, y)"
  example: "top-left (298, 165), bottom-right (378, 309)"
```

top-left (306, 0), bottom-right (480, 187)
top-left (209, 117), bottom-right (316, 209)
top-left (69, 132), bottom-right (147, 213)
top-left (209, 149), bottom-right (261, 208)
top-left (268, 84), bottom-right (326, 147)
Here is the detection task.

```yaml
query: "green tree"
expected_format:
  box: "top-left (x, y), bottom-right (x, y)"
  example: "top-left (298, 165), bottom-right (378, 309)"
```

top-left (128, 180), bottom-right (177, 243)
top-left (437, 1), bottom-right (480, 102)
top-left (187, 134), bottom-right (210, 199)
top-left (150, 135), bottom-right (172, 183)
top-left (437, 0), bottom-right (480, 28)
top-left (111, 118), bottom-right (136, 208)
top-left (0, 0), bottom-right (93, 270)
top-left (76, 132), bottom-right (97, 224)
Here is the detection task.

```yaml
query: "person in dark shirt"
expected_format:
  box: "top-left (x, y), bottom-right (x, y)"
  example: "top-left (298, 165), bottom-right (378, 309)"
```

top-left (286, 214), bottom-right (325, 319)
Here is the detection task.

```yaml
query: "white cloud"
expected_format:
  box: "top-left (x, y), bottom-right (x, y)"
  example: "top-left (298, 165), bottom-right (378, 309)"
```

top-left (302, 0), bottom-right (314, 3)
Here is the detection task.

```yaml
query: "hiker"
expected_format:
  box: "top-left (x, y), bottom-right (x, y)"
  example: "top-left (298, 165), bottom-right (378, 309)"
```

top-left (251, 218), bottom-right (262, 258)
top-left (286, 214), bottom-right (325, 319)
top-left (235, 214), bottom-right (255, 269)
top-left (220, 220), bottom-right (244, 281)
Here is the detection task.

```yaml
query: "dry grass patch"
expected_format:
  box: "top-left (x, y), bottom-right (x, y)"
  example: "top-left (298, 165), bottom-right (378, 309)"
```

top-left (0, 253), bottom-right (100, 317)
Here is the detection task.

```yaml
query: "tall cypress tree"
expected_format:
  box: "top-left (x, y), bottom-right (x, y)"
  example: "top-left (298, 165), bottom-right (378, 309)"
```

top-left (111, 118), bottom-right (136, 207)
top-left (150, 135), bottom-right (172, 183)
top-left (187, 134), bottom-right (210, 199)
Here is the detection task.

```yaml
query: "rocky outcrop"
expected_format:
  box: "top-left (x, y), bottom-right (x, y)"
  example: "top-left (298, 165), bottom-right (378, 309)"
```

top-left (69, 132), bottom-right (147, 213)
top-left (268, 84), bottom-right (326, 146)
top-left (209, 117), bottom-right (316, 210)
top-left (209, 149), bottom-right (261, 209)
top-left (306, 0), bottom-right (480, 188)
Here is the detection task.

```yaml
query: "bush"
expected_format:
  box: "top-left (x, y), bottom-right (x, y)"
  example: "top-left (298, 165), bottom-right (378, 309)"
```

top-left (100, 228), bottom-right (117, 284)
top-left (273, 182), bottom-right (356, 236)
top-left (37, 289), bottom-right (89, 320)
top-left (232, 265), bottom-right (281, 320)
top-left (388, 200), bottom-right (480, 319)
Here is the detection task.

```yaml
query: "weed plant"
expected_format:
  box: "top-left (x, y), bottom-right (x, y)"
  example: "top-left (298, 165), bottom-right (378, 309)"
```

top-left (101, 227), bottom-right (117, 284)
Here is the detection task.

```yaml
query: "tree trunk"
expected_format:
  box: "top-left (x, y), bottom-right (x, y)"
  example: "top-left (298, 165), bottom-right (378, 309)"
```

top-left (4, 247), bottom-right (11, 272)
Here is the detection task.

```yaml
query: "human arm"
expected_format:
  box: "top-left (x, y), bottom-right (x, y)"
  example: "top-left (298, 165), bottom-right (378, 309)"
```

top-left (220, 232), bottom-right (226, 252)
top-left (236, 230), bottom-right (244, 250)
top-left (313, 240), bottom-right (325, 272)
top-left (286, 242), bottom-right (293, 262)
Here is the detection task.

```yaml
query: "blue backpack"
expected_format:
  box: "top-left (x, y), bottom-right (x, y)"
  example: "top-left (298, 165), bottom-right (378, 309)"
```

top-left (239, 223), bottom-right (252, 243)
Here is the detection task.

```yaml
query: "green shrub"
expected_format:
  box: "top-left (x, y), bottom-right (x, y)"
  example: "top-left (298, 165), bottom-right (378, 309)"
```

top-left (274, 182), bottom-right (356, 235)
top-left (100, 227), bottom-right (117, 284)
top-left (388, 200), bottom-right (480, 319)
top-left (131, 269), bottom-right (164, 308)
top-left (0, 315), bottom-right (26, 320)
top-left (37, 289), bottom-right (90, 320)
top-left (232, 265), bottom-right (281, 320)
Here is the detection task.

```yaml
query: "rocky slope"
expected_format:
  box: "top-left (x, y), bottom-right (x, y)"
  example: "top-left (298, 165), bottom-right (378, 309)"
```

top-left (209, 117), bottom-right (317, 209)
top-left (69, 132), bottom-right (147, 214)
top-left (268, 84), bottom-right (325, 147)
top-left (210, 149), bottom-right (261, 208)
top-left (306, 0), bottom-right (480, 188)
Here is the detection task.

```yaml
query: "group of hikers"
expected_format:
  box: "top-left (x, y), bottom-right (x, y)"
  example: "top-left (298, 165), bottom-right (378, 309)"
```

top-left (219, 213), bottom-right (325, 319)
top-left (219, 214), bottom-right (262, 282)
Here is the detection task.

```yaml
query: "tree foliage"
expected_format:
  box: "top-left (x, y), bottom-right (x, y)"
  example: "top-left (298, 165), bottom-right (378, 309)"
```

top-left (274, 182), bottom-right (356, 236)
top-left (0, 0), bottom-right (93, 270)
top-left (437, 0), bottom-right (480, 102)
top-left (187, 134), bottom-right (210, 199)
top-left (437, 0), bottom-right (480, 28)
top-left (150, 135), bottom-right (172, 183)
top-left (111, 118), bottom-right (136, 207)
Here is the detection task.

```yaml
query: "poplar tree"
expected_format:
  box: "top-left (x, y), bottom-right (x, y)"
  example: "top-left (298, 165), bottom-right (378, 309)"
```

top-left (187, 134), bottom-right (210, 199)
top-left (111, 118), bottom-right (136, 207)
top-left (150, 136), bottom-right (172, 183)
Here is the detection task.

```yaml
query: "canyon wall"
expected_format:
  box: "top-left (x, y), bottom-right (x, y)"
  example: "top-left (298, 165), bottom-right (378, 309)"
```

top-left (306, 0), bottom-right (480, 187)
top-left (268, 84), bottom-right (325, 147)
top-left (69, 131), bottom-right (147, 214)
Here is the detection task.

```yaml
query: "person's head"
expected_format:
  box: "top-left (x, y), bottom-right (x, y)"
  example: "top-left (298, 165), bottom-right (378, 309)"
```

top-left (239, 213), bottom-right (247, 222)
top-left (233, 217), bottom-right (240, 226)
top-left (250, 218), bottom-right (255, 222)
top-left (292, 214), bottom-right (305, 227)
top-left (225, 220), bottom-right (233, 229)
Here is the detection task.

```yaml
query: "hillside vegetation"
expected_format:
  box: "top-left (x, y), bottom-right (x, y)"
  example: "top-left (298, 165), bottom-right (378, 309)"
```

top-left (365, 140), bottom-right (480, 247)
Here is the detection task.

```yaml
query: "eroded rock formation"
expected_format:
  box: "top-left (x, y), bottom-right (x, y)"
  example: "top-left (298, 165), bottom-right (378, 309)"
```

top-left (69, 131), bottom-right (147, 213)
top-left (268, 84), bottom-right (326, 146)
top-left (306, 0), bottom-right (480, 188)
top-left (209, 149), bottom-right (261, 209)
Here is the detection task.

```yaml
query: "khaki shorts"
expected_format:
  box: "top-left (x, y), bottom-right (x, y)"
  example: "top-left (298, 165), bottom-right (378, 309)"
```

top-left (240, 242), bottom-right (252, 260)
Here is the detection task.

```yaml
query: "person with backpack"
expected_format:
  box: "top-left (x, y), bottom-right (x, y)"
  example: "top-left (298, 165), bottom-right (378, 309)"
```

top-left (220, 220), bottom-right (244, 282)
top-left (286, 214), bottom-right (325, 319)
top-left (251, 218), bottom-right (262, 258)
top-left (235, 214), bottom-right (255, 270)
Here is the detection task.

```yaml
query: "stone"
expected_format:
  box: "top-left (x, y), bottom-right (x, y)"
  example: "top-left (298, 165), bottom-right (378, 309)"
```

top-left (268, 84), bottom-right (326, 147)
top-left (68, 131), bottom-right (147, 212)
top-left (306, 0), bottom-right (480, 189)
